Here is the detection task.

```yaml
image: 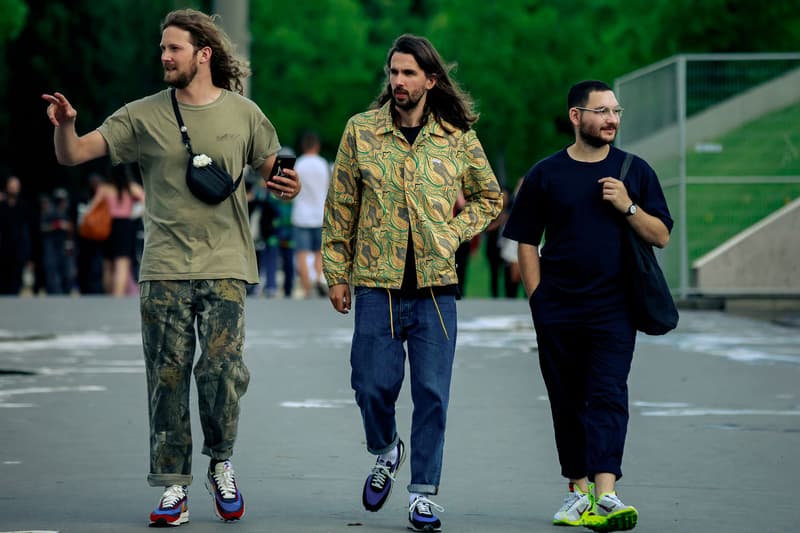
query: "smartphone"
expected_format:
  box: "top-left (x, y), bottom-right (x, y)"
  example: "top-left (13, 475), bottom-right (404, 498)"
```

top-left (268, 155), bottom-right (296, 180)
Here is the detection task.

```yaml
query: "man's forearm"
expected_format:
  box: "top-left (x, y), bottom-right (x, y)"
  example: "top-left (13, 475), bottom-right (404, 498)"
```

top-left (518, 243), bottom-right (540, 298)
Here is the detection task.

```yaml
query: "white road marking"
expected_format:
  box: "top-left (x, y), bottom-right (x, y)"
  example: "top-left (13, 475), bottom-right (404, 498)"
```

top-left (0, 386), bottom-right (107, 407)
top-left (281, 399), bottom-right (355, 408)
top-left (641, 408), bottom-right (800, 417)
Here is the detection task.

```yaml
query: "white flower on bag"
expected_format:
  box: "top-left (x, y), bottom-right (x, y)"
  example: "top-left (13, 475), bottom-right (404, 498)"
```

top-left (192, 154), bottom-right (213, 167)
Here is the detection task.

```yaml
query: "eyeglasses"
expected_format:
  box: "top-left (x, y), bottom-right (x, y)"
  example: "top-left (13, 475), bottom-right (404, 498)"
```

top-left (573, 106), bottom-right (624, 118)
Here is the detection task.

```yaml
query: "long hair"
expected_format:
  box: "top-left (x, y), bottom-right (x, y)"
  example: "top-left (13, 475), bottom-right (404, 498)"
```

top-left (373, 34), bottom-right (478, 132)
top-left (161, 9), bottom-right (250, 95)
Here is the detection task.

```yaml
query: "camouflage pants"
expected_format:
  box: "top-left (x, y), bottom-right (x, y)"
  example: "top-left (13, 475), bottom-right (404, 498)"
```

top-left (140, 279), bottom-right (250, 487)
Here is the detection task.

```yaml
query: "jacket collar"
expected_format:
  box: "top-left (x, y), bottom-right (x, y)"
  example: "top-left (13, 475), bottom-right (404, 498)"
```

top-left (375, 101), bottom-right (456, 139)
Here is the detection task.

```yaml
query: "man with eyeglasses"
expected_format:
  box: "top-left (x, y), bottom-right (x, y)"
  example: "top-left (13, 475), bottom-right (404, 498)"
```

top-left (503, 80), bottom-right (673, 532)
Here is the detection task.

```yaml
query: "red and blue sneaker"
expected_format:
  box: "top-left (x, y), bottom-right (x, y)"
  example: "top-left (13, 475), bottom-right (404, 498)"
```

top-left (149, 485), bottom-right (189, 527)
top-left (362, 439), bottom-right (406, 512)
top-left (205, 460), bottom-right (245, 521)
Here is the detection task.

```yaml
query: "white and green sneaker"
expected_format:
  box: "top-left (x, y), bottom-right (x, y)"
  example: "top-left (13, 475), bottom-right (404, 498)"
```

top-left (553, 482), bottom-right (595, 526)
top-left (583, 492), bottom-right (638, 532)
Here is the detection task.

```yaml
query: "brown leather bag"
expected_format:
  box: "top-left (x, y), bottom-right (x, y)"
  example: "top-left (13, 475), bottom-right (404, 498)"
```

top-left (79, 198), bottom-right (112, 241)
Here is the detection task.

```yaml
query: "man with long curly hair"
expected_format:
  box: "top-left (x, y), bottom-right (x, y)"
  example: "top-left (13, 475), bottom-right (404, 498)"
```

top-left (43, 8), bottom-right (300, 526)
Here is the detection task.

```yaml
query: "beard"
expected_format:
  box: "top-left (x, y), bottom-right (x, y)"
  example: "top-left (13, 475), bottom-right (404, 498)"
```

top-left (164, 62), bottom-right (198, 89)
top-left (392, 88), bottom-right (425, 111)
top-left (578, 121), bottom-right (616, 148)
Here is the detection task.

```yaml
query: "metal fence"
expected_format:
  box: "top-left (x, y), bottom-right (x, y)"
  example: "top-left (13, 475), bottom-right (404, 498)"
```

top-left (614, 53), bottom-right (800, 298)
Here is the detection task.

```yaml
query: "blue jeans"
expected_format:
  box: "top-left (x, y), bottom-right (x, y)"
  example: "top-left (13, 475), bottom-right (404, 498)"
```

top-left (293, 226), bottom-right (322, 252)
top-left (259, 244), bottom-right (294, 297)
top-left (42, 235), bottom-right (73, 294)
top-left (351, 287), bottom-right (457, 495)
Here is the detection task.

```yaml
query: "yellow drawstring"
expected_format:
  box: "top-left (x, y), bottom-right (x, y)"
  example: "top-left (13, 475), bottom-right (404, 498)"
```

top-left (429, 288), bottom-right (449, 340)
top-left (386, 288), bottom-right (448, 340)
top-left (386, 289), bottom-right (395, 339)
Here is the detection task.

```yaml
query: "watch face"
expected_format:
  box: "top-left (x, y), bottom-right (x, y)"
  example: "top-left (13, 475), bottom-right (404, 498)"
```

top-left (627, 204), bottom-right (637, 216)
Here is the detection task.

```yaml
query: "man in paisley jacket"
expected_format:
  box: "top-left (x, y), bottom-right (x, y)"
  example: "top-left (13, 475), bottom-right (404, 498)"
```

top-left (322, 34), bottom-right (502, 532)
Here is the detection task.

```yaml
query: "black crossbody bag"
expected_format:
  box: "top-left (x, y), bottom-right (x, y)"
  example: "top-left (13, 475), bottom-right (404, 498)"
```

top-left (170, 89), bottom-right (242, 204)
top-left (619, 152), bottom-right (679, 335)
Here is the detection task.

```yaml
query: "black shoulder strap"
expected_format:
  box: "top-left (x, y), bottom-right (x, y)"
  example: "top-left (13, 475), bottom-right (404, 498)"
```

top-left (619, 152), bottom-right (634, 182)
top-left (170, 88), bottom-right (242, 194)
top-left (170, 89), bottom-right (194, 156)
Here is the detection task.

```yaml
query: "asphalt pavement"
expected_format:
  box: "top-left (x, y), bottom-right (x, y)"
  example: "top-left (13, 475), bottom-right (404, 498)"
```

top-left (1, 297), bottom-right (798, 533)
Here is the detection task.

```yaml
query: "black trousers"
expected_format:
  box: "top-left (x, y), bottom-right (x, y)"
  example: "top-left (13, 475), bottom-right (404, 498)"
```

top-left (533, 307), bottom-right (636, 481)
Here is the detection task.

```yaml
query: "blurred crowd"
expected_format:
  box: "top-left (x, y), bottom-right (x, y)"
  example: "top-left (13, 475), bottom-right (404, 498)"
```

top-left (0, 148), bottom-right (524, 300)
top-left (0, 166), bottom-right (145, 297)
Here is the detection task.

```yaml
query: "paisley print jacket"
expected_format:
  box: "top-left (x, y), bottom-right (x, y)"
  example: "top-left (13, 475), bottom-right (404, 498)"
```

top-left (322, 102), bottom-right (502, 289)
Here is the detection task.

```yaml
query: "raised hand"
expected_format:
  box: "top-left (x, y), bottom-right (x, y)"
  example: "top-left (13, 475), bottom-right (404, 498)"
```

top-left (42, 92), bottom-right (77, 127)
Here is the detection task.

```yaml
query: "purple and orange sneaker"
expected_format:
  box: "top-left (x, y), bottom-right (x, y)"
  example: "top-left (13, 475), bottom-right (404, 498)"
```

top-left (205, 460), bottom-right (245, 522)
top-left (149, 485), bottom-right (189, 527)
top-left (362, 439), bottom-right (406, 512)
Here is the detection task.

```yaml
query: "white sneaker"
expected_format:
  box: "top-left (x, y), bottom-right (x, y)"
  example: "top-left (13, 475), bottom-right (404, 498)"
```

top-left (553, 482), bottom-right (594, 526)
top-left (584, 492), bottom-right (638, 532)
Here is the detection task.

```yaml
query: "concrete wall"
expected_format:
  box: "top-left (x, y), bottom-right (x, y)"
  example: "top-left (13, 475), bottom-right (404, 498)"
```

top-left (692, 197), bottom-right (800, 295)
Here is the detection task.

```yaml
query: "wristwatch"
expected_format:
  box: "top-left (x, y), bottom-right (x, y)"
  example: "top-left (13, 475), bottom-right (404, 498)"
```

top-left (625, 203), bottom-right (637, 217)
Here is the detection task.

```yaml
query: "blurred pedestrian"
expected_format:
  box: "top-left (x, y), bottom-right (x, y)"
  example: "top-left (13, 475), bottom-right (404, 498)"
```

top-left (0, 175), bottom-right (34, 295)
top-left (498, 231), bottom-right (521, 298)
top-left (42, 7), bottom-right (298, 526)
top-left (496, 181), bottom-right (523, 298)
top-left (255, 176), bottom-right (295, 298)
top-left (503, 80), bottom-right (673, 531)
top-left (322, 34), bottom-right (502, 532)
top-left (129, 178), bottom-right (145, 294)
top-left (75, 172), bottom-right (105, 294)
top-left (39, 188), bottom-right (75, 294)
top-left (85, 164), bottom-right (144, 297)
top-left (291, 130), bottom-right (329, 298)
top-left (483, 185), bottom-right (509, 298)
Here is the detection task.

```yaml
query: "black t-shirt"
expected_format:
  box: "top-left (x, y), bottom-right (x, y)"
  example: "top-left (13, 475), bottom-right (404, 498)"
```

top-left (503, 146), bottom-right (672, 316)
top-left (397, 124), bottom-right (458, 298)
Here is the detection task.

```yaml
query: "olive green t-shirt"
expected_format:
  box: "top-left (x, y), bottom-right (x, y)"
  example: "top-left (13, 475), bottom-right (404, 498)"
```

top-left (97, 89), bottom-right (280, 283)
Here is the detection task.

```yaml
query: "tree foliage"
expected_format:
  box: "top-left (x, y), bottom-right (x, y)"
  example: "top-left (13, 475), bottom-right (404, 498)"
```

top-left (0, 0), bottom-right (27, 175)
top-left (3, 0), bottom-right (799, 196)
top-left (249, 0), bottom-right (379, 155)
top-left (0, 0), bottom-right (27, 42)
top-left (424, 0), bottom-right (570, 184)
top-left (3, 0), bottom-right (194, 188)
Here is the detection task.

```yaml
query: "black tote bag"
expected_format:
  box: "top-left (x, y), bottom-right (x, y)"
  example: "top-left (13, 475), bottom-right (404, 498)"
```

top-left (619, 152), bottom-right (679, 335)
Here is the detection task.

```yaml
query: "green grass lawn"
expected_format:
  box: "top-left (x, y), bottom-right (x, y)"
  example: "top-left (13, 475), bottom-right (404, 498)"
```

top-left (687, 101), bottom-right (800, 177)
top-left (684, 184), bottom-right (800, 261)
top-left (666, 100), bottom-right (800, 284)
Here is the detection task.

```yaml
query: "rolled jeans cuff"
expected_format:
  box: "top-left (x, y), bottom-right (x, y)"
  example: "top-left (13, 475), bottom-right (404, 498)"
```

top-left (367, 434), bottom-right (399, 456)
top-left (407, 483), bottom-right (438, 495)
top-left (203, 445), bottom-right (234, 461)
